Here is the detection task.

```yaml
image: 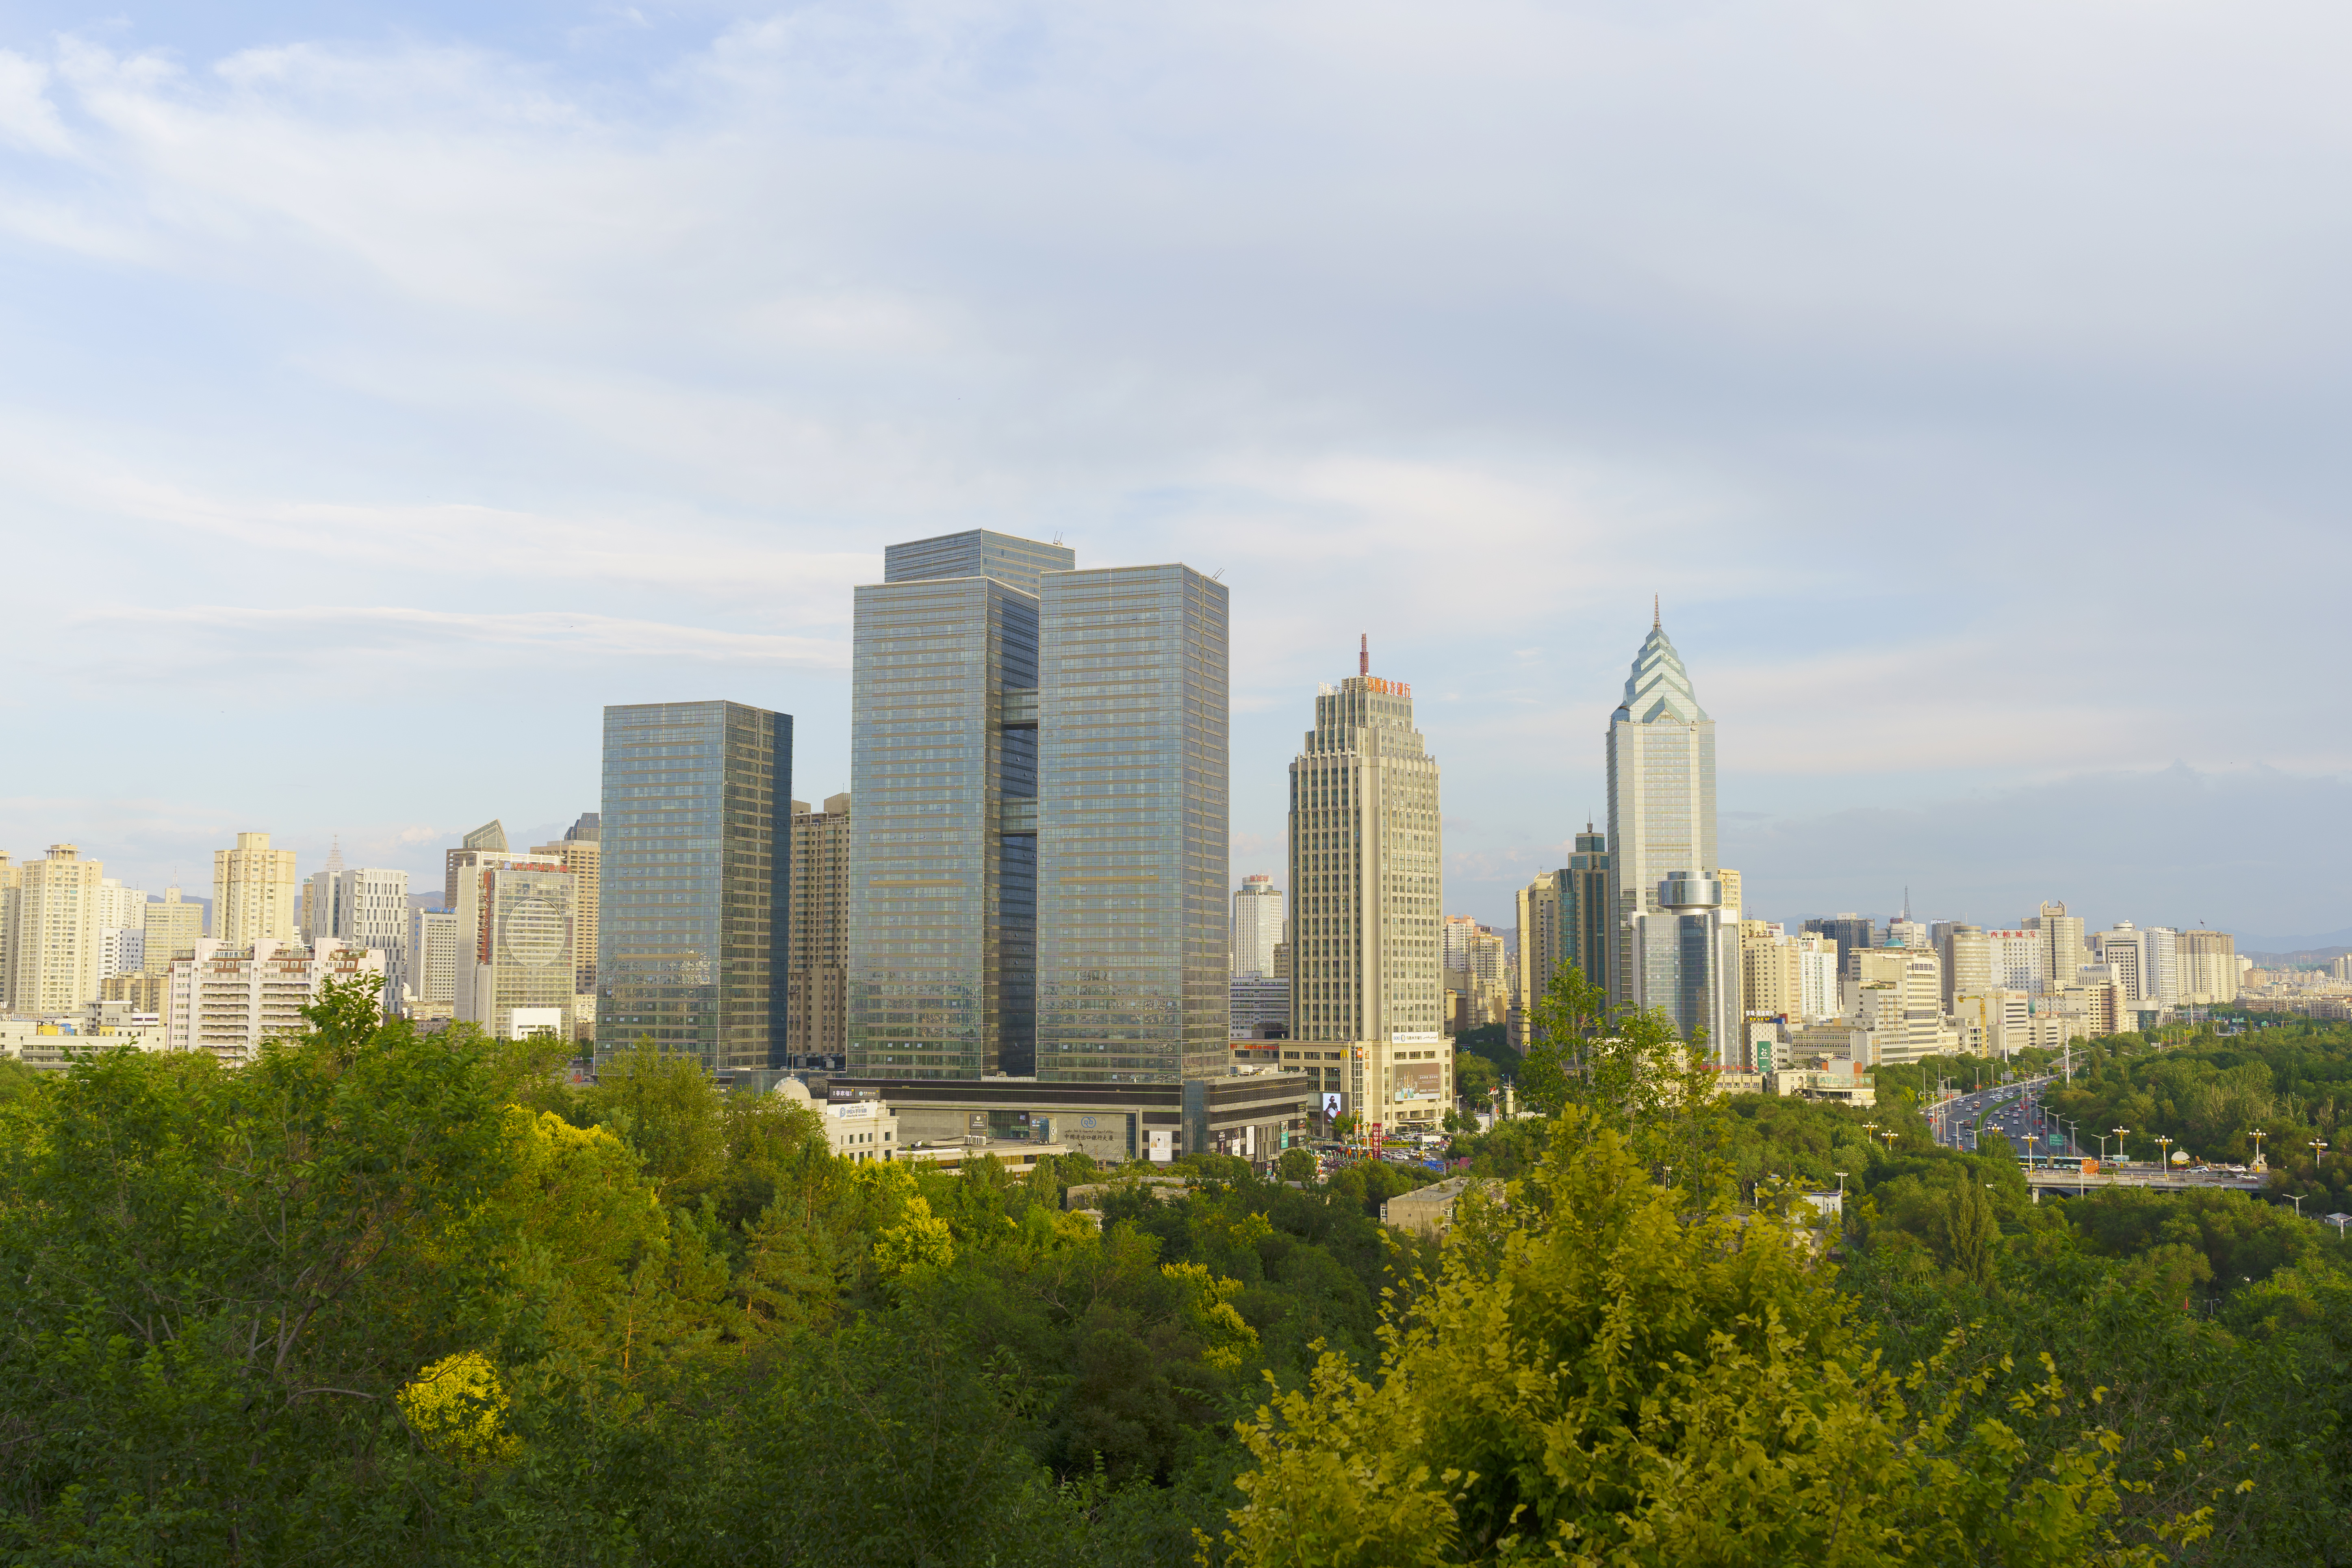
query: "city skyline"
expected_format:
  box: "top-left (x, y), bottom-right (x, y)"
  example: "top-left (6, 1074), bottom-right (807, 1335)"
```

top-left (7, 7), bottom-right (2352, 945)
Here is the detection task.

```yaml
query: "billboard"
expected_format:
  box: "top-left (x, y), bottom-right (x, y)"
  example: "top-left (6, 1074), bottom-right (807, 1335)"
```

top-left (1395, 1061), bottom-right (1444, 1099)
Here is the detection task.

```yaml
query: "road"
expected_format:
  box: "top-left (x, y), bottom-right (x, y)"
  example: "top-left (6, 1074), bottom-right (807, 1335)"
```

top-left (1927, 1074), bottom-right (2062, 1156)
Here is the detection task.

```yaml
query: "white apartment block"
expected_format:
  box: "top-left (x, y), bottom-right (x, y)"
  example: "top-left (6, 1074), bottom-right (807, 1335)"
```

top-left (1985, 930), bottom-right (2046, 994)
top-left (164, 938), bottom-right (386, 1066)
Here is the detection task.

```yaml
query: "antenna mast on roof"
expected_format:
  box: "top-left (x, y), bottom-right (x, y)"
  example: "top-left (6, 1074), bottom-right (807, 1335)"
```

top-left (1359, 634), bottom-right (1368, 677)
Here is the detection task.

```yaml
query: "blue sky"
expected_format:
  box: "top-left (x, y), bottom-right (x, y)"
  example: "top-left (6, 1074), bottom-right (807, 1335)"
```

top-left (3, 0), bottom-right (2349, 948)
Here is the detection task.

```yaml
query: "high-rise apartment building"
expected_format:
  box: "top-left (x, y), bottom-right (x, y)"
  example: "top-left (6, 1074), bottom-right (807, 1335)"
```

top-left (530, 818), bottom-right (602, 993)
top-left (1513, 872), bottom-right (1562, 1050)
top-left (1851, 945), bottom-right (1954, 1064)
top-left (1606, 607), bottom-right (1718, 1011)
top-left (846, 531), bottom-right (1070, 1078)
top-left (1739, 920), bottom-right (1801, 1018)
top-left (163, 938), bottom-right (384, 1066)
top-left (597, 701), bottom-right (791, 1072)
top-left (4, 845), bottom-right (105, 1014)
top-left (1034, 563), bottom-right (1230, 1082)
top-left (1231, 874), bottom-right (1283, 977)
top-left (458, 857), bottom-right (579, 1041)
top-left (141, 886), bottom-right (205, 976)
top-left (1288, 651), bottom-right (1449, 1132)
top-left (214, 832), bottom-right (298, 947)
top-left (2177, 930), bottom-right (2238, 1005)
top-left (787, 794), bottom-right (852, 1063)
top-left (2143, 925), bottom-right (2180, 1006)
top-left (2028, 901), bottom-right (2089, 991)
top-left (0, 852), bottom-right (16, 1012)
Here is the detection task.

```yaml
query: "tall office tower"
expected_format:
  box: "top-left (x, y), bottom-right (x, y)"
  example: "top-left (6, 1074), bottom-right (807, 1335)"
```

top-left (597, 701), bottom-right (791, 1072)
top-left (302, 863), bottom-right (411, 1008)
top-left (214, 832), bottom-right (298, 946)
top-left (2145, 926), bottom-right (2180, 1006)
top-left (2092, 923), bottom-right (2150, 1004)
top-left (1739, 920), bottom-right (1800, 1018)
top-left (1852, 945), bottom-right (1950, 1063)
top-left (1231, 875), bottom-right (1284, 977)
top-left (1564, 824), bottom-right (1611, 985)
top-left (303, 839), bottom-right (346, 944)
top-left (787, 794), bottom-right (853, 1062)
top-left (1606, 606), bottom-right (1717, 1010)
top-left (1287, 651), bottom-right (1449, 1131)
top-left (1035, 563), bottom-right (1231, 1082)
top-left (1625, 872), bottom-right (1742, 1058)
top-left (408, 908), bottom-right (460, 1017)
top-left (141, 886), bottom-right (206, 976)
top-left (458, 856), bottom-right (578, 1041)
top-left (530, 824), bottom-right (602, 993)
top-left (1513, 871), bottom-right (1562, 1050)
top-left (444, 821), bottom-right (523, 914)
top-left (1940, 924), bottom-right (1991, 1010)
top-left (4, 845), bottom-right (106, 1014)
top-left (1886, 915), bottom-right (1928, 950)
top-left (1715, 869), bottom-right (1743, 917)
top-left (1984, 928), bottom-right (2045, 993)
top-left (847, 529), bottom-right (1073, 1079)
top-left (2177, 930), bottom-right (2237, 1005)
top-left (2028, 900), bottom-right (2089, 989)
top-left (1801, 913), bottom-right (1878, 982)
top-left (1794, 933), bottom-right (1840, 1021)
top-left (0, 851), bottom-right (15, 1011)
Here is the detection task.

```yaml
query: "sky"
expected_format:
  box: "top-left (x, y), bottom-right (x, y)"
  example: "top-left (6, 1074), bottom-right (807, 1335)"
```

top-left (3, 0), bottom-right (2350, 950)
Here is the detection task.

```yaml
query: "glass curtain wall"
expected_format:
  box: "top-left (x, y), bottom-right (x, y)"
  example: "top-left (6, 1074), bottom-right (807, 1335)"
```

top-left (1035, 565), bottom-right (1230, 1083)
top-left (596, 700), bottom-right (790, 1073)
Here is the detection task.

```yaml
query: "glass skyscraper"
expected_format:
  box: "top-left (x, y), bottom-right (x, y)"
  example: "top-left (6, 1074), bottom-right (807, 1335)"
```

top-left (847, 534), bottom-right (1230, 1085)
top-left (1034, 564), bottom-right (1230, 1083)
top-left (1604, 605), bottom-right (1718, 1011)
top-left (596, 700), bottom-right (791, 1073)
top-left (848, 531), bottom-right (1073, 1078)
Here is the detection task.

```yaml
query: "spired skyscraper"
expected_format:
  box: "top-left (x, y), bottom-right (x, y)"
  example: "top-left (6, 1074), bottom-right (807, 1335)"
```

top-left (1605, 604), bottom-right (1738, 1058)
top-left (1287, 642), bottom-right (1452, 1137)
top-left (846, 531), bottom-right (1231, 1084)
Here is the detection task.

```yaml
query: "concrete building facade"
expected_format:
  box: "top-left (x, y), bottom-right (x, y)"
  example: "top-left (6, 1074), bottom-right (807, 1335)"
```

top-left (214, 832), bottom-right (298, 948)
top-left (787, 793), bottom-right (852, 1063)
top-left (1287, 650), bottom-right (1451, 1134)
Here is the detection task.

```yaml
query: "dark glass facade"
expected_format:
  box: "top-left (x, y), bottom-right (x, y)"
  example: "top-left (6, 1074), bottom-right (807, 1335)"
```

top-left (595, 700), bottom-right (791, 1072)
top-left (847, 531), bottom-right (1073, 1078)
top-left (1035, 565), bottom-right (1230, 1083)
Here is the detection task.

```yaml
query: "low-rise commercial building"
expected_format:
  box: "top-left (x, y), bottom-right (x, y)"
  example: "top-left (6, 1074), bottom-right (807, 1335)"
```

top-left (823, 1072), bottom-right (1316, 1169)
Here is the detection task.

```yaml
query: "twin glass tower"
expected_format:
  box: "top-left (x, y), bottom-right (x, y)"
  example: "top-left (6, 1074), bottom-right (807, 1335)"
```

top-left (846, 530), bottom-right (1230, 1084)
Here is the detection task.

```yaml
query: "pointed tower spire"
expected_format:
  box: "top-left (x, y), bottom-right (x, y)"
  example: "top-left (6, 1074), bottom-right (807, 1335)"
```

top-left (326, 835), bottom-right (345, 874)
top-left (1359, 633), bottom-right (1368, 677)
top-left (1653, 594), bottom-right (1660, 631)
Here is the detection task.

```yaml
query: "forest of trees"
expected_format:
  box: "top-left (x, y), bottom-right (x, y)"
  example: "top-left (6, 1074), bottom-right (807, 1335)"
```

top-left (0, 979), bottom-right (2348, 1564)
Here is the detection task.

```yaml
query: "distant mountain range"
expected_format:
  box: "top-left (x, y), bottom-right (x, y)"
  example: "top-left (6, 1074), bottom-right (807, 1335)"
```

top-left (2240, 927), bottom-right (2352, 965)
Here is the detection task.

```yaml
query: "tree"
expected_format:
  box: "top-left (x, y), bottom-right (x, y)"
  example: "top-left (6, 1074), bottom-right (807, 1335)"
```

top-left (1219, 1106), bottom-right (2149, 1568)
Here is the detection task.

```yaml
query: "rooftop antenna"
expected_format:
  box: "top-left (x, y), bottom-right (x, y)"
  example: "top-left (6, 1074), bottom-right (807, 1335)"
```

top-left (1051, 531), bottom-right (1063, 544)
top-left (1359, 634), bottom-right (1368, 677)
top-left (1211, 568), bottom-right (1224, 580)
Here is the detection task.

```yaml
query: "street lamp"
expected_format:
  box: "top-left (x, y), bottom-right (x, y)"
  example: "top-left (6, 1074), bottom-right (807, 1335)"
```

top-left (2250, 1129), bottom-right (2267, 1170)
top-left (2112, 1127), bottom-right (2130, 1169)
top-left (2024, 1132), bottom-right (2039, 1171)
top-left (1833, 1170), bottom-right (1848, 1197)
top-left (2311, 1139), bottom-right (2330, 1171)
top-left (2326, 1212), bottom-right (2352, 1240)
top-left (2155, 1134), bottom-right (2173, 1173)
